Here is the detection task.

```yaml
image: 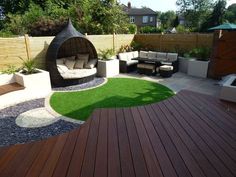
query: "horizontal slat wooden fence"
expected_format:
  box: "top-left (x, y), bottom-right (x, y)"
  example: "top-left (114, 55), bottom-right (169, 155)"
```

top-left (0, 33), bottom-right (214, 70)
top-left (0, 34), bottom-right (134, 70)
top-left (134, 33), bottom-right (213, 52)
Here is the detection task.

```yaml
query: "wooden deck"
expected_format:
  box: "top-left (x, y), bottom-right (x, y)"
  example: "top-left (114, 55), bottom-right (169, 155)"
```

top-left (0, 90), bottom-right (235, 177)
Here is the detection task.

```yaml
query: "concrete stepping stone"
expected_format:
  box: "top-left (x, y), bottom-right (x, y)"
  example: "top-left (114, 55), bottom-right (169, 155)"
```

top-left (16, 108), bottom-right (59, 128)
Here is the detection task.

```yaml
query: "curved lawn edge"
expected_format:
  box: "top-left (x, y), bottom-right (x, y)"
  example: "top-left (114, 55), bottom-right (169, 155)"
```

top-left (49, 78), bottom-right (174, 121)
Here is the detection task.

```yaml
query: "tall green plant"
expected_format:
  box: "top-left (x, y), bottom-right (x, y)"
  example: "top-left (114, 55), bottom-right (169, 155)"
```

top-left (19, 57), bottom-right (38, 74)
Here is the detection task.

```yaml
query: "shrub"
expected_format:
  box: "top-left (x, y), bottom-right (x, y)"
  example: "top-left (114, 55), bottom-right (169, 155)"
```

top-left (28, 17), bottom-right (67, 36)
top-left (128, 24), bottom-right (137, 34)
top-left (130, 41), bottom-right (143, 51)
top-left (186, 47), bottom-right (211, 61)
top-left (98, 49), bottom-right (115, 60)
top-left (0, 65), bottom-right (19, 74)
top-left (139, 26), bottom-right (164, 34)
top-left (176, 25), bottom-right (190, 33)
top-left (118, 45), bottom-right (133, 53)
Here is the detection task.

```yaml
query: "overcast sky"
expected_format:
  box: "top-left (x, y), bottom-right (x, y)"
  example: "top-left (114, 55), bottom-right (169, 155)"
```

top-left (119, 0), bottom-right (236, 12)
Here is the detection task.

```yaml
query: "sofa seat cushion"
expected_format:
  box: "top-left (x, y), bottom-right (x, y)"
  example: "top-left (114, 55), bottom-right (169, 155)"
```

top-left (160, 65), bottom-right (173, 71)
top-left (57, 64), bottom-right (69, 73)
top-left (127, 60), bottom-right (138, 66)
top-left (60, 68), bottom-right (97, 79)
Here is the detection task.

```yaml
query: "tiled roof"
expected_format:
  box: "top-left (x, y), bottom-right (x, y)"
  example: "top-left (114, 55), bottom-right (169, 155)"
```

top-left (122, 5), bottom-right (156, 15)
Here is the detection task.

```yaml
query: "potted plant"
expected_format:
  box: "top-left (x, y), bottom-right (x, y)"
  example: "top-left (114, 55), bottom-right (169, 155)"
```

top-left (15, 58), bottom-right (51, 92)
top-left (0, 65), bottom-right (19, 85)
top-left (185, 47), bottom-right (211, 78)
top-left (97, 49), bottom-right (119, 77)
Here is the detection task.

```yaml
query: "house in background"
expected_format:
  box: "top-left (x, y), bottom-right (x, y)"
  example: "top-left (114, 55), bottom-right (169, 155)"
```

top-left (0, 6), bottom-right (5, 20)
top-left (122, 2), bottom-right (157, 28)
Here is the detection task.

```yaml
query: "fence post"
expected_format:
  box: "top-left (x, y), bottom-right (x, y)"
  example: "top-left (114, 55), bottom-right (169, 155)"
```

top-left (24, 34), bottom-right (31, 60)
top-left (196, 33), bottom-right (199, 48)
top-left (113, 32), bottom-right (115, 52)
top-left (160, 33), bottom-right (163, 51)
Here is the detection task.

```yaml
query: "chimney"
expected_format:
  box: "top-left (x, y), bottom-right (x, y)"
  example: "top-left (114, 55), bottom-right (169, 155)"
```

top-left (128, 2), bottom-right (131, 9)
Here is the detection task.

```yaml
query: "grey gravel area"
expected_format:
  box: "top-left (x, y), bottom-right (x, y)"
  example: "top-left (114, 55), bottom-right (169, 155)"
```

top-left (0, 99), bottom-right (80, 147)
top-left (53, 77), bottom-right (105, 91)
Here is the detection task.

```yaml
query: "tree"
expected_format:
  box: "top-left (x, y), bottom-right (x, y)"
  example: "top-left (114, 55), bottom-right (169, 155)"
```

top-left (159, 11), bottom-right (176, 29)
top-left (225, 3), bottom-right (236, 23)
top-left (1, 0), bottom-right (130, 35)
top-left (176, 0), bottom-right (213, 31)
top-left (200, 0), bottom-right (226, 31)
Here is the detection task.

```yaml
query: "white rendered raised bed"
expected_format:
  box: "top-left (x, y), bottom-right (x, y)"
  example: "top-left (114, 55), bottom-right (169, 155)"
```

top-left (220, 76), bottom-right (236, 103)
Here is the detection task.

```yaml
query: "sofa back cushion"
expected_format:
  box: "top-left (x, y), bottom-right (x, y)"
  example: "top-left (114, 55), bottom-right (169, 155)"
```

top-left (156, 52), bottom-right (167, 61)
top-left (167, 53), bottom-right (178, 62)
top-left (118, 53), bottom-right (128, 61)
top-left (132, 51), bottom-right (139, 58)
top-left (127, 52), bottom-right (134, 60)
top-left (139, 51), bottom-right (148, 58)
top-left (148, 51), bottom-right (157, 59)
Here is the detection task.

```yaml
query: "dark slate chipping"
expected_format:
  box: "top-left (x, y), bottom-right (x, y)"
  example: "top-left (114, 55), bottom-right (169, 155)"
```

top-left (53, 77), bottom-right (105, 91)
top-left (0, 99), bottom-right (80, 147)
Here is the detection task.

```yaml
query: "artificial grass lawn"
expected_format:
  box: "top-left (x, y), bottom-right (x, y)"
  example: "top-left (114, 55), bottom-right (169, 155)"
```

top-left (50, 78), bottom-right (174, 121)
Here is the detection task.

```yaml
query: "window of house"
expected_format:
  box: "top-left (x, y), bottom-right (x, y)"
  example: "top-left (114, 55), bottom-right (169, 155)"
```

top-left (130, 16), bottom-right (135, 23)
top-left (142, 16), bottom-right (148, 23)
top-left (150, 16), bottom-right (153, 22)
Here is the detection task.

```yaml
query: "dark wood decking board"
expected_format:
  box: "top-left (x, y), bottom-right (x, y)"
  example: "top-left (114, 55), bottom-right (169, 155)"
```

top-left (0, 90), bottom-right (235, 177)
top-left (0, 82), bottom-right (24, 96)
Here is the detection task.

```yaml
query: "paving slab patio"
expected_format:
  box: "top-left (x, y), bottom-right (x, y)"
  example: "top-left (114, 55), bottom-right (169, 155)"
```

top-left (117, 72), bottom-right (221, 96)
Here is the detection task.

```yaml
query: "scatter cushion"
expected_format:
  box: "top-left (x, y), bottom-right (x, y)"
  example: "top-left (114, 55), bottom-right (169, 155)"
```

top-left (57, 64), bottom-right (69, 74)
top-left (85, 59), bottom-right (97, 69)
top-left (56, 58), bottom-right (65, 65)
top-left (57, 56), bottom-right (75, 64)
top-left (132, 51), bottom-right (139, 58)
top-left (156, 52), bottom-right (167, 61)
top-left (74, 59), bottom-right (85, 69)
top-left (167, 53), bottom-right (178, 62)
top-left (77, 54), bottom-right (89, 66)
top-left (139, 51), bottom-right (148, 58)
top-left (65, 58), bottom-right (76, 70)
top-left (148, 51), bottom-right (157, 59)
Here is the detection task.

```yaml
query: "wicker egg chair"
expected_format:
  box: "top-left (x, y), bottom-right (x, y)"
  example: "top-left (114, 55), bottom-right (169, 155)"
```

top-left (46, 20), bottom-right (98, 87)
